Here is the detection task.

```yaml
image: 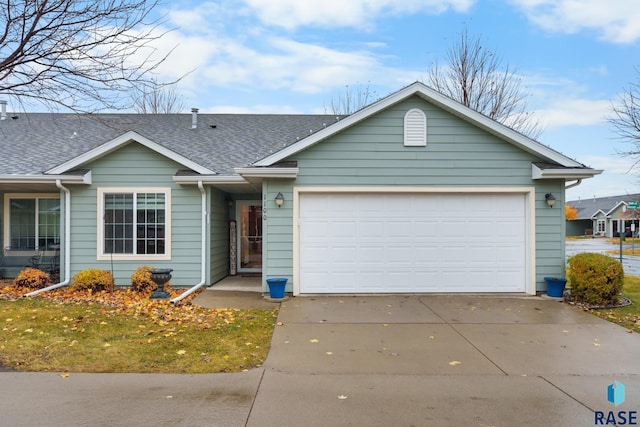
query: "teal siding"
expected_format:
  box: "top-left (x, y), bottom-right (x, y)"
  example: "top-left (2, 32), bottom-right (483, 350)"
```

top-left (264, 96), bottom-right (567, 292)
top-left (209, 188), bottom-right (229, 283)
top-left (68, 143), bottom-right (203, 286)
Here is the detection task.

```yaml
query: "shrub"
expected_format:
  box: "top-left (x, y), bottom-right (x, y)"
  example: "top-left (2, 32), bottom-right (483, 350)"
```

top-left (567, 252), bottom-right (624, 305)
top-left (14, 268), bottom-right (51, 289)
top-left (130, 266), bottom-right (156, 292)
top-left (71, 269), bottom-right (115, 292)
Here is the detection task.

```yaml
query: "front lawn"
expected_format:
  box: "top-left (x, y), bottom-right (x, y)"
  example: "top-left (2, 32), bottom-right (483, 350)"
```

top-left (574, 275), bottom-right (640, 333)
top-left (0, 286), bottom-right (277, 373)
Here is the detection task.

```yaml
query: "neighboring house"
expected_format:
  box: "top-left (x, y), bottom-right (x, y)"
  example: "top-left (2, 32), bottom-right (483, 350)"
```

top-left (0, 82), bottom-right (601, 295)
top-left (567, 194), bottom-right (640, 237)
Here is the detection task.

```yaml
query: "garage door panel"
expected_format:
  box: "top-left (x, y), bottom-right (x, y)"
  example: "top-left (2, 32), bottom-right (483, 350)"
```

top-left (299, 192), bottom-right (527, 293)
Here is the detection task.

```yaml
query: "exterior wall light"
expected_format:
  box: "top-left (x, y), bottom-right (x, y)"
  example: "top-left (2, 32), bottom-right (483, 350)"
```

top-left (545, 193), bottom-right (556, 208)
top-left (275, 192), bottom-right (285, 207)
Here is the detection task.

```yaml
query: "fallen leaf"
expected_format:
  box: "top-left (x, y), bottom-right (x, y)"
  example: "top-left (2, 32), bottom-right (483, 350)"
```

top-left (429, 336), bottom-right (435, 340)
top-left (276, 322), bottom-right (284, 326)
top-left (24, 329), bottom-right (33, 333)
top-left (60, 374), bottom-right (69, 378)
top-left (337, 395), bottom-right (348, 400)
top-left (449, 360), bottom-right (462, 366)
top-left (593, 343), bottom-right (601, 347)
top-left (326, 352), bottom-right (333, 355)
top-left (103, 343), bottom-right (111, 347)
top-left (309, 339), bottom-right (319, 343)
top-left (176, 349), bottom-right (186, 355)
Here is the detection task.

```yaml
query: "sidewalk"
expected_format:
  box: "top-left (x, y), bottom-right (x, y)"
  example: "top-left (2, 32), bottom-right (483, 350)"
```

top-left (1, 295), bottom-right (639, 426)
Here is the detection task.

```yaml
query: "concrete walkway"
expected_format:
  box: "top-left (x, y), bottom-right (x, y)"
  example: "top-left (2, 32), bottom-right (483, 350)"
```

top-left (1, 295), bottom-right (639, 426)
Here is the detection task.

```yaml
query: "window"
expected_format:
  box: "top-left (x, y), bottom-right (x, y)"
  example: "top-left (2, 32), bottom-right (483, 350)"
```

top-left (404, 108), bottom-right (427, 147)
top-left (597, 219), bottom-right (606, 234)
top-left (97, 188), bottom-right (171, 260)
top-left (3, 194), bottom-right (60, 250)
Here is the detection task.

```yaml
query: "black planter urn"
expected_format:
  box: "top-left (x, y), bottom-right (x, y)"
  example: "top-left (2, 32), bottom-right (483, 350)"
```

top-left (149, 268), bottom-right (173, 299)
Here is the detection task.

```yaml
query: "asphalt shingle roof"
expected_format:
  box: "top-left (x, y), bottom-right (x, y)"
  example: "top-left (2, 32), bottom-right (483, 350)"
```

top-left (0, 113), bottom-right (342, 175)
top-left (567, 193), bottom-right (640, 219)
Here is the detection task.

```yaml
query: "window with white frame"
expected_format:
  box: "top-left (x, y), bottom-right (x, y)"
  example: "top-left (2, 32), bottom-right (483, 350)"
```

top-left (97, 188), bottom-right (171, 260)
top-left (3, 194), bottom-right (60, 250)
top-left (597, 219), bottom-right (606, 234)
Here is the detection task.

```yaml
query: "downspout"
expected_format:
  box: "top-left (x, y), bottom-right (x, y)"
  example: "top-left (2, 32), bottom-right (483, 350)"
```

top-left (565, 179), bottom-right (582, 190)
top-left (171, 180), bottom-right (207, 304)
top-left (24, 180), bottom-right (71, 297)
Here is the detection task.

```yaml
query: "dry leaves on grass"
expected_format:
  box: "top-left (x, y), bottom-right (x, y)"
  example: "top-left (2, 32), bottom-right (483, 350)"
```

top-left (0, 285), bottom-right (241, 330)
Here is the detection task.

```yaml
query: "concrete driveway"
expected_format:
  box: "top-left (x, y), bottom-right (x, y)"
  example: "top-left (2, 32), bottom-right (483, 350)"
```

top-left (251, 295), bottom-right (640, 426)
top-left (1, 295), bottom-right (639, 426)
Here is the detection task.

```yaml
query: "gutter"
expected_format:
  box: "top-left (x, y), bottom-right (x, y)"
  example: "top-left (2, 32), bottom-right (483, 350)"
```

top-left (170, 181), bottom-right (207, 304)
top-left (565, 179), bottom-right (583, 190)
top-left (24, 180), bottom-right (71, 297)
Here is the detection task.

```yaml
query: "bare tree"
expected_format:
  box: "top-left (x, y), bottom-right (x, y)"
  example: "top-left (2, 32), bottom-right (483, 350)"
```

top-left (325, 82), bottom-right (378, 115)
top-left (426, 29), bottom-right (542, 139)
top-left (0, 0), bottom-right (172, 113)
top-left (133, 80), bottom-right (184, 114)
top-left (609, 68), bottom-right (640, 170)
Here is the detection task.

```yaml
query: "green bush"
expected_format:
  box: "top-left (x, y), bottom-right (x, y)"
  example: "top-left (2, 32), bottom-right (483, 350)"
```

top-left (130, 265), bottom-right (156, 292)
top-left (14, 267), bottom-right (51, 289)
top-left (71, 269), bottom-right (115, 292)
top-left (567, 252), bottom-right (624, 305)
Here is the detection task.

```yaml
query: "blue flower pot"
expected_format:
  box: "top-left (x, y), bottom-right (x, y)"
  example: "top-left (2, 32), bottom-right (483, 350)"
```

top-left (266, 278), bottom-right (287, 299)
top-left (544, 277), bottom-right (567, 298)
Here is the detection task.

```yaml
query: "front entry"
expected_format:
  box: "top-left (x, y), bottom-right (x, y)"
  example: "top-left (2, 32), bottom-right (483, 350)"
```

top-left (237, 201), bottom-right (262, 272)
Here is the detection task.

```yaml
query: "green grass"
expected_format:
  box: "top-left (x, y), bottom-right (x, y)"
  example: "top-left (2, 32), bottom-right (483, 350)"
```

top-left (0, 297), bottom-right (277, 373)
top-left (581, 275), bottom-right (640, 333)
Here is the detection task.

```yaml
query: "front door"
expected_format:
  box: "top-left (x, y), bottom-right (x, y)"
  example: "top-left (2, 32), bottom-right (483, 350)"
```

top-left (237, 201), bottom-right (262, 272)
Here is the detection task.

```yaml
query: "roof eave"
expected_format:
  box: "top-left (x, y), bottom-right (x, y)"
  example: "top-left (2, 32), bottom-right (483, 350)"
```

top-left (532, 164), bottom-right (603, 180)
top-left (254, 82), bottom-right (589, 168)
top-left (0, 171), bottom-right (92, 185)
top-left (172, 175), bottom-right (246, 185)
top-left (46, 130), bottom-right (215, 175)
top-left (234, 167), bottom-right (299, 179)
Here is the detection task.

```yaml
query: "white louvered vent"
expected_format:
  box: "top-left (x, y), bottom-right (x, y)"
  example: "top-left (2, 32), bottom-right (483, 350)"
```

top-left (404, 108), bottom-right (426, 147)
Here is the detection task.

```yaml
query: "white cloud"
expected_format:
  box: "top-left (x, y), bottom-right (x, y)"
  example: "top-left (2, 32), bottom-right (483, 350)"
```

top-left (132, 2), bottom-right (424, 103)
top-left (509, 0), bottom-right (640, 44)
top-left (242, 0), bottom-right (475, 30)
top-left (535, 98), bottom-right (611, 129)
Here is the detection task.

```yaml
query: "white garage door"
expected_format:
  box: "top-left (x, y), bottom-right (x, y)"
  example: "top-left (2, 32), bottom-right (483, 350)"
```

top-left (298, 192), bottom-right (527, 293)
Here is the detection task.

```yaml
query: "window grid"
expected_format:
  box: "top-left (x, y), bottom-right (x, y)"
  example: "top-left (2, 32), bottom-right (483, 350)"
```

top-left (9, 197), bottom-right (60, 250)
top-left (103, 192), bottom-right (166, 255)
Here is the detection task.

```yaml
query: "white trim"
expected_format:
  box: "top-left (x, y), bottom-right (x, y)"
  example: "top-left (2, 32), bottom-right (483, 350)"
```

top-left (0, 171), bottom-right (91, 185)
top-left (96, 187), bottom-right (172, 261)
top-left (234, 167), bottom-right (299, 179)
top-left (292, 186), bottom-right (536, 296)
top-left (532, 164), bottom-right (602, 180)
top-left (173, 175), bottom-right (246, 184)
top-left (255, 82), bottom-right (587, 169)
top-left (47, 131), bottom-right (214, 175)
top-left (3, 193), bottom-right (61, 251)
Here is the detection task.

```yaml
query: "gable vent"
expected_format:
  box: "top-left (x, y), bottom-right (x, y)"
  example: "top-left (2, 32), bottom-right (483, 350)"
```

top-left (404, 108), bottom-right (427, 147)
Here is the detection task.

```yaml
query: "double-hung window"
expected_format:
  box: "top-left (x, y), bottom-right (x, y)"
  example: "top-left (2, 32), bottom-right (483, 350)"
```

top-left (97, 188), bottom-right (171, 260)
top-left (3, 194), bottom-right (60, 250)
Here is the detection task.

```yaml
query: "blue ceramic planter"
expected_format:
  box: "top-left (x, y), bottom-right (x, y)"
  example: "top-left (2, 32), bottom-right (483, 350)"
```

top-left (544, 277), bottom-right (567, 298)
top-left (266, 278), bottom-right (287, 299)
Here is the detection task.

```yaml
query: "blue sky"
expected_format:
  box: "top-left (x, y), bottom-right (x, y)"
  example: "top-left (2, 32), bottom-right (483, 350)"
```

top-left (139, 0), bottom-right (640, 201)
